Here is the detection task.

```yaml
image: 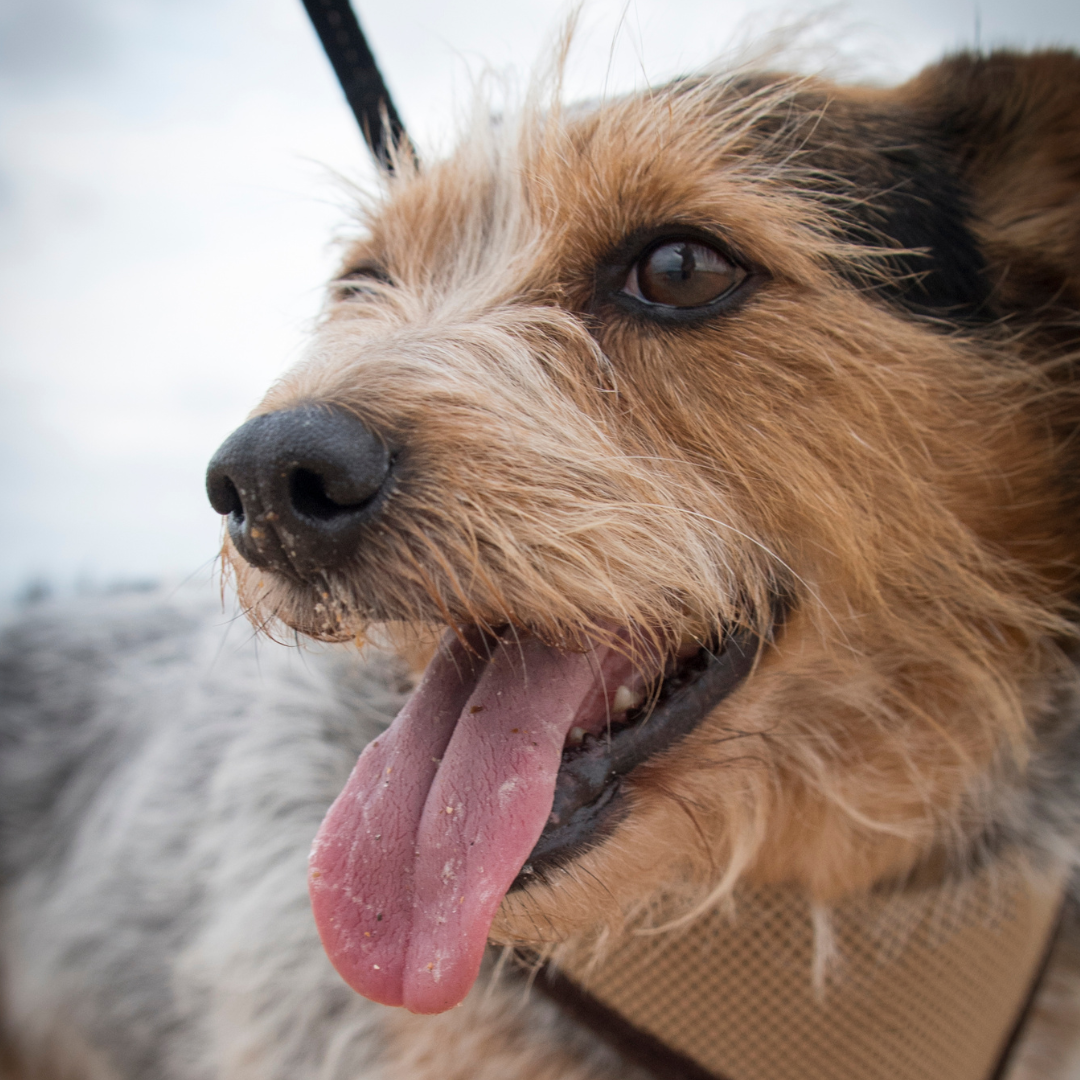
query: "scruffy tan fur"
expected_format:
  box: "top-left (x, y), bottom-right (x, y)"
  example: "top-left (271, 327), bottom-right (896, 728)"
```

top-left (212, 44), bottom-right (1080, 1077)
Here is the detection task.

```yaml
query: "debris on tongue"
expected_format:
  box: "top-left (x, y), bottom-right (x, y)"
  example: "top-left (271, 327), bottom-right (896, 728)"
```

top-left (309, 625), bottom-right (658, 1014)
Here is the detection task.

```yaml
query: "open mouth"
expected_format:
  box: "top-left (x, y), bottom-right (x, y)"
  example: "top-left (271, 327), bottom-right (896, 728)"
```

top-left (308, 620), bottom-right (765, 1015)
top-left (517, 629), bottom-right (759, 888)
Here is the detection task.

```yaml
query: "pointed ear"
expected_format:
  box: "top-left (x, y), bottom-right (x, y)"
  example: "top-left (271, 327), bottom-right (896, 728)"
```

top-left (901, 51), bottom-right (1080, 321)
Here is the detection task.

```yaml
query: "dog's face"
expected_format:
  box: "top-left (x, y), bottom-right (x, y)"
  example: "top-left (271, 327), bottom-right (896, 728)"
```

top-left (207, 52), bottom-right (1080, 1013)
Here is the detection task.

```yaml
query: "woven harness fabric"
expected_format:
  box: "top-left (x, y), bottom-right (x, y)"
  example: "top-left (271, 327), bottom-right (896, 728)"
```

top-left (547, 862), bottom-right (1065, 1080)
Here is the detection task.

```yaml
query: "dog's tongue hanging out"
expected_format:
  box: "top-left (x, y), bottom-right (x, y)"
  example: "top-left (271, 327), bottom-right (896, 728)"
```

top-left (309, 628), bottom-right (649, 1014)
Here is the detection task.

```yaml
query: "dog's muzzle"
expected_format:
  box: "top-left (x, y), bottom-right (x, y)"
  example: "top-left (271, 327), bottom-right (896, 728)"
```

top-left (206, 404), bottom-right (392, 578)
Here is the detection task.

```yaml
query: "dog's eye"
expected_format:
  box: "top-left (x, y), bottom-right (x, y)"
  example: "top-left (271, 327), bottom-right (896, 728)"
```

top-left (625, 241), bottom-right (746, 308)
top-left (332, 266), bottom-right (392, 301)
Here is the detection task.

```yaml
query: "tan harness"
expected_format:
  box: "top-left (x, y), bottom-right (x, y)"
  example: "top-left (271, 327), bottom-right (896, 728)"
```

top-left (539, 861), bottom-right (1066, 1080)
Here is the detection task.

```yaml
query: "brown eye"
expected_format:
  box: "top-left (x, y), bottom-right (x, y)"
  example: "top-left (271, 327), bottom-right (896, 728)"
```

top-left (627, 241), bottom-right (745, 308)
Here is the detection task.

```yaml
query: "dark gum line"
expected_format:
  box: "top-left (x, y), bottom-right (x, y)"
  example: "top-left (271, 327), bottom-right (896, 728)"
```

top-left (559, 644), bottom-right (713, 757)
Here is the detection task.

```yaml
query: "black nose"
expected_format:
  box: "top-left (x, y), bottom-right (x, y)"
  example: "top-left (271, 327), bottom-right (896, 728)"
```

top-left (206, 405), bottom-right (392, 576)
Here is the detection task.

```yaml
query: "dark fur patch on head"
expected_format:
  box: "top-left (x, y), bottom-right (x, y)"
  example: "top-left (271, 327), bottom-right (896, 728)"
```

top-left (743, 82), bottom-right (994, 322)
top-left (818, 133), bottom-right (991, 320)
top-left (904, 51), bottom-right (1080, 334)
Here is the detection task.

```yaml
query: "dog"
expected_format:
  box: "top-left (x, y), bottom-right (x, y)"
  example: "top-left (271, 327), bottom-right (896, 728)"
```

top-left (2, 39), bottom-right (1080, 1080)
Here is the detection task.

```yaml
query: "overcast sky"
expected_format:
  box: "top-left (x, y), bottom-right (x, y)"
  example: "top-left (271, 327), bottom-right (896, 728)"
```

top-left (1, 0), bottom-right (1078, 602)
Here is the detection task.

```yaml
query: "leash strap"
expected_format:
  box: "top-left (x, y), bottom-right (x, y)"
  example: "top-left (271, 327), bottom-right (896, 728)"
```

top-left (300, 0), bottom-right (411, 169)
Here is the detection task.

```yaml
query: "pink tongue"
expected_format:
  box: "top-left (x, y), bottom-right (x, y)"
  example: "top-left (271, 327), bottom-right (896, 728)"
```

top-left (309, 629), bottom-right (637, 1014)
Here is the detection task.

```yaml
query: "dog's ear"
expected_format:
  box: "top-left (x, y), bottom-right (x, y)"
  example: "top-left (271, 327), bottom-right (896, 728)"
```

top-left (901, 51), bottom-right (1080, 321)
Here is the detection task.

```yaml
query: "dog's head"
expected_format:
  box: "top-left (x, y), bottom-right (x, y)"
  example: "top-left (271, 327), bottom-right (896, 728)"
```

top-left (207, 51), bottom-right (1080, 1013)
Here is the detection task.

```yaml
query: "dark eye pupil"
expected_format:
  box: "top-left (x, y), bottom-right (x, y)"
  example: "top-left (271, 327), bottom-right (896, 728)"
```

top-left (637, 241), bottom-right (742, 307)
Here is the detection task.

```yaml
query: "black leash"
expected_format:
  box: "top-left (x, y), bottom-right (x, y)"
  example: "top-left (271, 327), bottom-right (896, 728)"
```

top-left (300, 0), bottom-right (413, 170)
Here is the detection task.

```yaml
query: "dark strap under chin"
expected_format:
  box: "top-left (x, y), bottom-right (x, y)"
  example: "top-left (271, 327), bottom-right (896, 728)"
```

top-left (299, 0), bottom-right (412, 170)
top-left (534, 961), bottom-right (730, 1080)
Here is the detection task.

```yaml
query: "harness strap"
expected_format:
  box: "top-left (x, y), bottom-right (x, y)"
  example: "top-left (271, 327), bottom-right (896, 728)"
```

top-left (536, 961), bottom-right (729, 1080)
top-left (300, 0), bottom-right (412, 169)
top-left (534, 861), bottom-right (1066, 1080)
top-left (988, 896), bottom-right (1067, 1080)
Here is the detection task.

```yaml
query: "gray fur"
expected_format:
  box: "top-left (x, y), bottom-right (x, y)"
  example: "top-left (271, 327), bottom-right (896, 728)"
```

top-left (0, 586), bottom-right (406, 1078)
top-left (955, 662), bottom-right (1080, 885)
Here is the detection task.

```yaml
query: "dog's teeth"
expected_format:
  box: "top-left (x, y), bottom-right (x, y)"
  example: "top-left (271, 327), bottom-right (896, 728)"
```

top-left (566, 726), bottom-right (587, 747)
top-left (612, 685), bottom-right (643, 713)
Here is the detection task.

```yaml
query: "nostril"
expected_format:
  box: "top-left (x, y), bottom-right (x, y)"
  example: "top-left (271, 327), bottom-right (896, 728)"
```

top-left (289, 467), bottom-right (378, 522)
top-left (206, 404), bottom-right (394, 575)
top-left (207, 472), bottom-right (244, 519)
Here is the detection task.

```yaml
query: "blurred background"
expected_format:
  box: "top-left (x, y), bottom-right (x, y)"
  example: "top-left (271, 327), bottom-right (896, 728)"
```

top-left (1, 0), bottom-right (1078, 605)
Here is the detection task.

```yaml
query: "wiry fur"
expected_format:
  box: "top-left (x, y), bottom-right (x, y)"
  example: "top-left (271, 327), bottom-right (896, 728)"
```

top-left (3, 43), bottom-right (1080, 1080)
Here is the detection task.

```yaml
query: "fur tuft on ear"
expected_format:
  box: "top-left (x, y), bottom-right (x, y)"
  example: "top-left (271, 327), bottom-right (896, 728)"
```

top-left (901, 51), bottom-right (1080, 324)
